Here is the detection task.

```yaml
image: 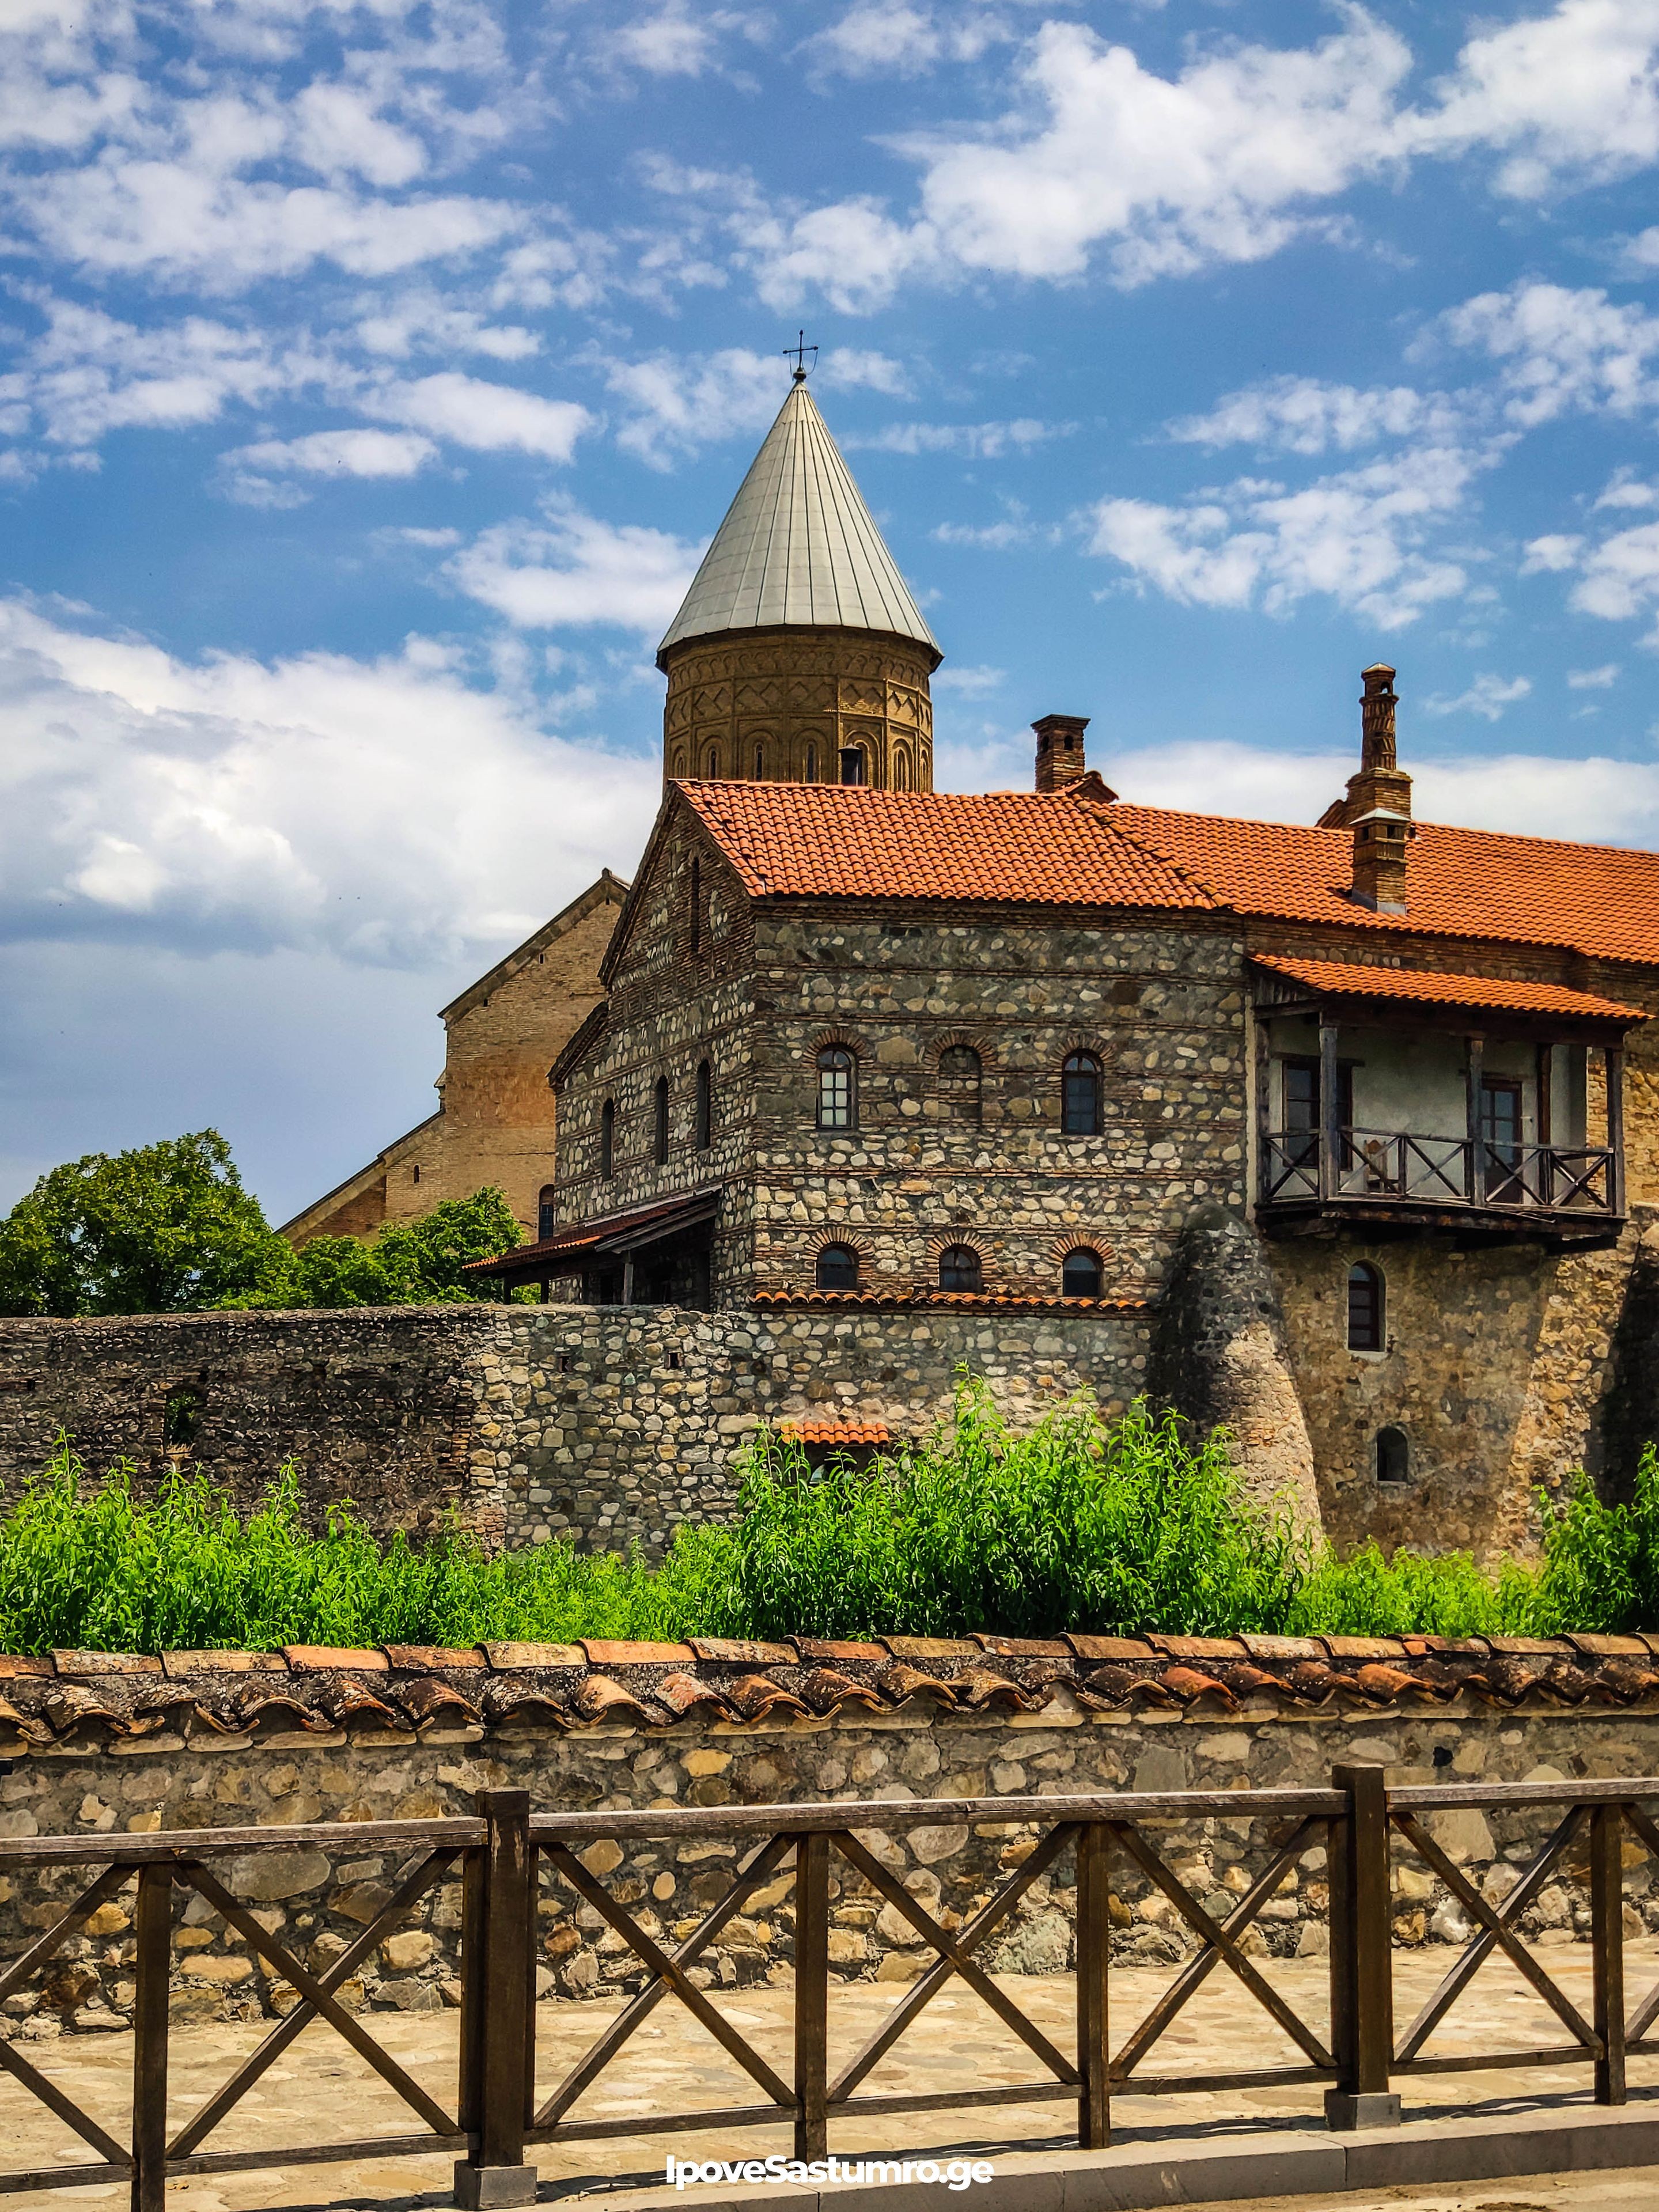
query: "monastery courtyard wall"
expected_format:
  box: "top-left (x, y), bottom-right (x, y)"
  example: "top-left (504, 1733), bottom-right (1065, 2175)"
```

top-left (0, 1203), bottom-right (1654, 1559)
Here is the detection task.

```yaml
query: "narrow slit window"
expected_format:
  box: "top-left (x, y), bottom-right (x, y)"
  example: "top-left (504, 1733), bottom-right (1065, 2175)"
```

top-left (537, 1185), bottom-right (556, 1241)
top-left (1062, 1051), bottom-right (1102, 1135)
top-left (695, 1059), bottom-right (712, 1151)
top-left (1347, 1262), bottom-right (1384, 1351)
top-left (817, 1046), bottom-right (855, 1130)
top-left (689, 857), bottom-right (700, 955)
top-left (653, 1075), bottom-right (669, 1165)
top-left (600, 1098), bottom-right (615, 1179)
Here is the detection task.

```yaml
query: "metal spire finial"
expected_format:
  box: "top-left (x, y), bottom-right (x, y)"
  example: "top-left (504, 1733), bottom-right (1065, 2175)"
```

top-left (784, 329), bottom-right (817, 383)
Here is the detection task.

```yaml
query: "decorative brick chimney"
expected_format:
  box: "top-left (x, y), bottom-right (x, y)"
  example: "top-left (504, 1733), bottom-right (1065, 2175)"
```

top-left (1033, 714), bottom-right (1090, 793)
top-left (1317, 664), bottom-right (1414, 915)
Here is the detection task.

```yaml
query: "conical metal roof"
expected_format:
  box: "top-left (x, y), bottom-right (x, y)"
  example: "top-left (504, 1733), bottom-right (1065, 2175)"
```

top-left (656, 377), bottom-right (940, 666)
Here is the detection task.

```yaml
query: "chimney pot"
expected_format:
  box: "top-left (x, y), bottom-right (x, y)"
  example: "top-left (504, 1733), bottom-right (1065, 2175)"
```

top-left (1033, 713), bottom-right (1090, 794)
top-left (1343, 666), bottom-right (1412, 912)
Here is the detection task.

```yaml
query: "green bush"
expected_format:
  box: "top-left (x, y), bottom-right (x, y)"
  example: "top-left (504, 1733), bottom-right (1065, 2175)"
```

top-left (3, 1388), bottom-right (1657, 1653)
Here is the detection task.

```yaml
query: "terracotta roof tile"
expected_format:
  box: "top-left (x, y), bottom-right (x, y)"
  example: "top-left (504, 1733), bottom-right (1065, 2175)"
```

top-left (679, 779), bottom-right (1659, 967)
top-left (677, 782), bottom-right (1215, 910)
top-left (1251, 953), bottom-right (1648, 1023)
top-left (777, 1418), bottom-right (891, 1445)
top-left (1111, 802), bottom-right (1659, 965)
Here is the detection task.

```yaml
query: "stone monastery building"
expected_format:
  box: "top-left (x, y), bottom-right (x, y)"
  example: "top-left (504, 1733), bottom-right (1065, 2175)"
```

top-left (284, 366), bottom-right (1659, 1561)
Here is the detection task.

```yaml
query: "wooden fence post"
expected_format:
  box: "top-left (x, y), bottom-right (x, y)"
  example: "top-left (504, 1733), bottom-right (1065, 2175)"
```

top-left (1075, 1823), bottom-right (1111, 2149)
top-left (1592, 1803), bottom-right (1627, 2106)
top-left (454, 1790), bottom-right (539, 2209)
top-left (1326, 1764), bottom-right (1400, 2130)
top-left (130, 1863), bottom-right (172, 2212)
top-left (793, 1834), bottom-right (829, 2161)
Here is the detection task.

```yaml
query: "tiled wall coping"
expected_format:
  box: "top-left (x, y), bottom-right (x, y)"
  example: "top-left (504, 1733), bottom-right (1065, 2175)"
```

top-left (1, 1630), bottom-right (1657, 1752)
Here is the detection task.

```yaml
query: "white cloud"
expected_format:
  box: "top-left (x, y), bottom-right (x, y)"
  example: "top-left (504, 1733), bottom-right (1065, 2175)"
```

top-left (1568, 663), bottom-right (1621, 687)
top-left (1423, 672), bottom-right (1532, 721)
top-left (1406, 0), bottom-right (1659, 199)
top-left (219, 427), bottom-right (437, 503)
top-left (291, 83), bottom-right (426, 189)
top-left (605, 347), bottom-right (784, 467)
top-left (367, 373), bottom-right (592, 461)
top-left (932, 664), bottom-right (1004, 695)
top-left (446, 498), bottom-right (702, 634)
top-left (847, 418), bottom-right (1063, 458)
top-left (1085, 445), bottom-right (1480, 630)
top-left (603, 3), bottom-right (767, 78)
top-left (806, 3), bottom-right (1001, 81)
top-left (355, 294), bottom-right (540, 362)
top-left (1169, 376), bottom-right (1460, 456)
top-left (0, 596), bottom-right (655, 968)
top-left (1436, 282), bottom-right (1659, 426)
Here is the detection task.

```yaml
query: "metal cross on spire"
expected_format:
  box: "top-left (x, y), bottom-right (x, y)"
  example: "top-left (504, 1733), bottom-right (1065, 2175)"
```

top-left (783, 330), bottom-right (817, 382)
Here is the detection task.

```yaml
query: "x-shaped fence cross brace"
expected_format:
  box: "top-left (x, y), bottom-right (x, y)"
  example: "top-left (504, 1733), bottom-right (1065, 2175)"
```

top-left (0, 1862), bottom-right (135, 2169)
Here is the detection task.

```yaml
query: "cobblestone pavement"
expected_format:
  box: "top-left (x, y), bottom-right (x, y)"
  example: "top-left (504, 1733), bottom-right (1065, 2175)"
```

top-left (2, 1938), bottom-right (1658, 2210)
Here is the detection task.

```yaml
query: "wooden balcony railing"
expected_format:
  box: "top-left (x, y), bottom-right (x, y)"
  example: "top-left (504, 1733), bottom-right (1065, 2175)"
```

top-left (1262, 1127), bottom-right (1619, 1217)
top-left (0, 1771), bottom-right (1656, 2203)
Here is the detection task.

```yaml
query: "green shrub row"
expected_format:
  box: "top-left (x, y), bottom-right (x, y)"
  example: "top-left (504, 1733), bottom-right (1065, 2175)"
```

top-left (3, 1382), bottom-right (1656, 1654)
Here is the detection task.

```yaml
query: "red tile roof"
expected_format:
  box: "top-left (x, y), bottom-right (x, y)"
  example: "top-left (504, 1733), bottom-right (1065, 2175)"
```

top-left (1251, 954), bottom-right (1649, 1024)
top-left (1111, 803), bottom-right (1659, 965)
top-left (676, 780), bottom-right (1659, 967)
top-left (777, 1419), bottom-right (892, 1445)
top-left (676, 782), bottom-right (1214, 910)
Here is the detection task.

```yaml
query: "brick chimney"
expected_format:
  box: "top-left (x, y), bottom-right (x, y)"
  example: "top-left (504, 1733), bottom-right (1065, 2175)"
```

top-left (1033, 713), bottom-right (1090, 794)
top-left (1318, 664), bottom-right (1414, 915)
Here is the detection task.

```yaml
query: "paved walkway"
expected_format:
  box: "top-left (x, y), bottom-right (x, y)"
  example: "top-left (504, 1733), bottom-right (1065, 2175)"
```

top-left (3, 1938), bottom-right (1658, 2209)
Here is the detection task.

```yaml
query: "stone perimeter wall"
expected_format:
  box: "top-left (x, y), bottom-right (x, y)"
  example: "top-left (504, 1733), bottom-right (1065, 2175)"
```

top-left (0, 1694), bottom-right (1650, 2040)
top-left (0, 1302), bottom-right (1150, 1554)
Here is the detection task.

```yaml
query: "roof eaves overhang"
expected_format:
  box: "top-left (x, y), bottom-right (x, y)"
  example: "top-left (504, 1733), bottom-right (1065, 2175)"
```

top-left (465, 1187), bottom-right (725, 1281)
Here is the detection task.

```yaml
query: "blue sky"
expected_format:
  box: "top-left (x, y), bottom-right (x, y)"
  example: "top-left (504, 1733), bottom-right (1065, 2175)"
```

top-left (6, 0), bottom-right (1659, 1222)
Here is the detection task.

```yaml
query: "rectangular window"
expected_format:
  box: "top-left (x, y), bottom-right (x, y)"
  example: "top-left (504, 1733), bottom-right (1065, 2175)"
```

top-left (1282, 1056), bottom-right (1353, 1165)
top-left (1481, 1075), bottom-right (1524, 1203)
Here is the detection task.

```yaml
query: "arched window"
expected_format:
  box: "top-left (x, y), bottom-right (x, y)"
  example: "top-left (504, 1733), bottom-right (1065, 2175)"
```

top-left (1062, 1051), bottom-right (1102, 1135)
top-left (1376, 1426), bottom-right (1410, 1483)
top-left (938, 1244), bottom-right (982, 1294)
top-left (817, 1046), bottom-right (855, 1130)
top-left (653, 1075), bottom-right (669, 1165)
top-left (1062, 1247), bottom-right (1103, 1298)
top-left (839, 746), bottom-right (866, 786)
top-left (695, 1059), bottom-right (712, 1151)
top-left (754, 742), bottom-right (766, 779)
top-left (937, 1043), bottom-right (982, 1126)
top-left (689, 857), bottom-right (700, 955)
top-left (1347, 1262), bottom-right (1384, 1351)
top-left (805, 743), bottom-right (817, 782)
top-left (670, 749), bottom-right (687, 779)
top-left (893, 747), bottom-right (910, 792)
top-left (706, 746), bottom-right (719, 778)
top-left (537, 1185), bottom-right (556, 1241)
top-left (816, 1243), bottom-right (859, 1291)
top-left (600, 1098), bottom-right (615, 1179)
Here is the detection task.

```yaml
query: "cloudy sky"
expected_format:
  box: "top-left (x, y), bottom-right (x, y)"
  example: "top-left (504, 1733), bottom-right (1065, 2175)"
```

top-left (6, 0), bottom-right (1659, 1222)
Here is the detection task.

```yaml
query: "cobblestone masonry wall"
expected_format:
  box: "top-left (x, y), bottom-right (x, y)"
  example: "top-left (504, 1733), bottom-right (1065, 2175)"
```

top-left (0, 1638), bottom-right (1656, 2036)
top-left (0, 1302), bottom-right (1150, 1554)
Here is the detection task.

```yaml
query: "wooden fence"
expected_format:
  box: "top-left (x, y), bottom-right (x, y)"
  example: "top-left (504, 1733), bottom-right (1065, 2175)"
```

top-left (0, 1766), bottom-right (1655, 2208)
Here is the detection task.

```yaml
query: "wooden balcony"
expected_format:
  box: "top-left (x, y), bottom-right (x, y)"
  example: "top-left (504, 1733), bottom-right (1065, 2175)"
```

top-left (1259, 1126), bottom-right (1624, 1245)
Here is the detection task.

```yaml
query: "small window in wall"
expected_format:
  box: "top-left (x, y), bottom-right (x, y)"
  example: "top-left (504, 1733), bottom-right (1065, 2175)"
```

top-left (754, 743), bottom-right (766, 779)
top-left (1376, 1426), bottom-right (1410, 1483)
top-left (706, 747), bottom-right (719, 778)
top-left (938, 1243), bottom-right (982, 1293)
top-left (411, 1165), bottom-right (421, 1184)
top-left (839, 747), bottom-right (866, 786)
top-left (937, 1043), bottom-right (982, 1125)
top-left (653, 1075), bottom-right (669, 1165)
top-left (817, 1046), bottom-right (855, 1130)
top-left (537, 1185), bottom-right (556, 1241)
top-left (689, 857), bottom-right (700, 954)
top-left (1347, 1262), bottom-right (1384, 1351)
top-left (164, 1386), bottom-right (202, 1452)
top-left (1062, 1051), bottom-right (1102, 1135)
top-left (893, 748), bottom-right (911, 792)
top-left (695, 1059), bottom-right (712, 1151)
top-left (1062, 1247), bottom-right (1103, 1298)
top-left (816, 1243), bottom-right (859, 1291)
top-left (805, 743), bottom-right (817, 782)
top-left (600, 1098), bottom-right (615, 1179)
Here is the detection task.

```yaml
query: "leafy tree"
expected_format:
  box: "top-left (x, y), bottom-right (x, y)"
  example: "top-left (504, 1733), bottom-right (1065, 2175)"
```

top-left (0, 1131), bottom-right (290, 1318)
top-left (257, 1188), bottom-right (528, 1308)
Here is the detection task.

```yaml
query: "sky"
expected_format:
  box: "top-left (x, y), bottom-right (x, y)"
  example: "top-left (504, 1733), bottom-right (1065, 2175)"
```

top-left (7, 0), bottom-right (1659, 1224)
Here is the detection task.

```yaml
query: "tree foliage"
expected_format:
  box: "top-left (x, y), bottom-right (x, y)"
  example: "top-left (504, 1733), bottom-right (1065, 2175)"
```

top-left (0, 1131), bottom-right (525, 1315)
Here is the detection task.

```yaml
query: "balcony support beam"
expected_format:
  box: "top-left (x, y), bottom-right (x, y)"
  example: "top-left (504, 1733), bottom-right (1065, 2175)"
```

top-left (1319, 1020), bottom-right (1340, 1204)
top-left (1607, 1045), bottom-right (1626, 1217)
top-left (1536, 1043), bottom-right (1554, 1205)
top-left (1465, 1034), bottom-right (1486, 1207)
